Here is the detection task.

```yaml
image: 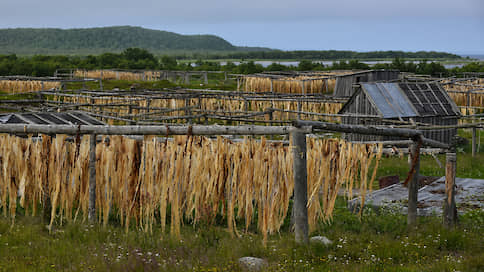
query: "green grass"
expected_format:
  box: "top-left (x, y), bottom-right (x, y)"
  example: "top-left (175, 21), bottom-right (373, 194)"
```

top-left (0, 200), bottom-right (482, 271)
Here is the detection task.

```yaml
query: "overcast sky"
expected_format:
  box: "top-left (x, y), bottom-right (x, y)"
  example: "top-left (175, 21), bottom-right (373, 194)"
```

top-left (1, 0), bottom-right (483, 54)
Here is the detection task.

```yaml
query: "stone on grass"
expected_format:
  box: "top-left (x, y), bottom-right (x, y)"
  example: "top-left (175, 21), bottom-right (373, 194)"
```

top-left (238, 257), bottom-right (268, 272)
top-left (310, 236), bottom-right (333, 246)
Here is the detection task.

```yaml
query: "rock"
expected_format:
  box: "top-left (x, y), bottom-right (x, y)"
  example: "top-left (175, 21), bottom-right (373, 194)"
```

top-left (238, 257), bottom-right (268, 272)
top-left (378, 175), bottom-right (399, 189)
top-left (310, 236), bottom-right (333, 246)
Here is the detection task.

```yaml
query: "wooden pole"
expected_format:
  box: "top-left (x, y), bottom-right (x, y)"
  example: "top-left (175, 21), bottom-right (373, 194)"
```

top-left (99, 71), bottom-right (103, 91)
top-left (0, 124), bottom-right (301, 135)
top-left (204, 72), bottom-right (209, 84)
top-left (472, 127), bottom-right (477, 157)
top-left (443, 153), bottom-right (457, 227)
top-left (184, 73), bottom-right (190, 85)
top-left (88, 134), bottom-right (97, 222)
top-left (407, 139), bottom-right (420, 227)
top-left (297, 101), bottom-right (302, 119)
top-left (291, 130), bottom-right (308, 244)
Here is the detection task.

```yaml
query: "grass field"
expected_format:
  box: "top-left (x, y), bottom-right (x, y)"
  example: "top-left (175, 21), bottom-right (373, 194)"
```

top-left (0, 200), bottom-right (482, 272)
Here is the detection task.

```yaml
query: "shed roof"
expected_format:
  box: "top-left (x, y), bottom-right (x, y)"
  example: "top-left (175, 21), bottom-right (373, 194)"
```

top-left (0, 111), bottom-right (105, 125)
top-left (339, 82), bottom-right (460, 118)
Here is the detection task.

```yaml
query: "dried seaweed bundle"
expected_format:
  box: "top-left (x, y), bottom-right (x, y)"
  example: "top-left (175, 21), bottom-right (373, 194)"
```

top-left (0, 134), bottom-right (381, 239)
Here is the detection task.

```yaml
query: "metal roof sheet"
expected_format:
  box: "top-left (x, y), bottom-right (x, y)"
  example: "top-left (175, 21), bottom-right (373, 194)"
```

top-left (361, 82), bottom-right (418, 118)
top-left (359, 82), bottom-right (460, 118)
top-left (0, 111), bottom-right (105, 125)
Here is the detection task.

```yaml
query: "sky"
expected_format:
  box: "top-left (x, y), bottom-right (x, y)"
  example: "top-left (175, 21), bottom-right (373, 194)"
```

top-left (1, 0), bottom-right (483, 54)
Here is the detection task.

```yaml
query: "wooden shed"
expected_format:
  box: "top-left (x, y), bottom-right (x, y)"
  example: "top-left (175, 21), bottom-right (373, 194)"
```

top-left (333, 70), bottom-right (400, 98)
top-left (339, 82), bottom-right (460, 144)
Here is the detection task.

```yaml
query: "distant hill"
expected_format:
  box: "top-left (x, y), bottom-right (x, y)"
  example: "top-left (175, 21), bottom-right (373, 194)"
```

top-left (0, 26), bottom-right (269, 55)
top-left (0, 26), bottom-right (461, 60)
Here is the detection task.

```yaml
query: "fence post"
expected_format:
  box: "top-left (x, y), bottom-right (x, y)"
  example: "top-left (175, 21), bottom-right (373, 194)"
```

top-left (443, 153), bottom-right (457, 227)
top-left (88, 134), bottom-right (97, 222)
top-left (297, 100), bottom-right (302, 119)
top-left (472, 127), bottom-right (477, 157)
top-left (290, 129), bottom-right (308, 244)
top-left (99, 71), bottom-right (103, 91)
top-left (407, 139), bottom-right (420, 227)
top-left (184, 72), bottom-right (191, 85)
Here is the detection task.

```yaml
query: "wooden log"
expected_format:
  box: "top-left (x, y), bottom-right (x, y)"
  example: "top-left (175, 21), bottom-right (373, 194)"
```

top-left (99, 71), bottom-right (103, 91)
top-left (291, 129), bottom-right (308, 244)
top-left (443, 153), bottom-right (457, 227)
top-left (407, 140), bottom-right (421, 227)
top-left (296, 120), bottom-right (421, 139)
top-left (472, 127), bottom-right (477, 157)
top-left (204, 72), bottom-right (208, 84)
top-left (88, 134), bottom-right (96, 222)
top-left (0, 124), bottom-right (304, 135)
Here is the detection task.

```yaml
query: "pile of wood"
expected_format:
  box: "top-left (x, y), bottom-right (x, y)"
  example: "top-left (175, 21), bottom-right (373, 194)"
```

top-left (0, 134), bottom-right (381, 240)
top-left (0, 80), bottom-right (60, 94)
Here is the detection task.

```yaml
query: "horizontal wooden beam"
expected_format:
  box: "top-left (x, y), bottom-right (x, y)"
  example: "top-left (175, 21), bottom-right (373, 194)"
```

top-left (295, 120), bottom-right (421, 138)
top-left (0, 124), bottom-right (305, 136)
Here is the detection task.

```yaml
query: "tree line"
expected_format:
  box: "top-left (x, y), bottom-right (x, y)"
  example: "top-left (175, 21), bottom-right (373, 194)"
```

top-left (0, 48), bottom-right (482, 78)
top-left (183, 50), bottom-right (462, 61)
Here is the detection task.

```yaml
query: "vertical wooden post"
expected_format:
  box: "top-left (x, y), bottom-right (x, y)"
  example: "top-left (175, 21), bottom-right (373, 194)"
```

top-left (39, 82), bottom-right (45, 101)
top-left (184, 73), bottom-right (191, 85)
top-left (172, 72), bottom-right (177, 83)
top-left (224, 71), bottom-right (227, 81)
top-left (407, 140), bottom-right (420, 227)
top-left (444, 153), bottom-right (457, 227)
top-left (472, 127), bottom-right (477, 157)
top-left (128, 105), bottom-right (135, 125)
top-left (198, 96), bottom-right (202, 123)
top-left (237, 77), bottom-right (240, 91)
top-left (146, 99), bottom-right (151, 116)
top-left (88, 134), bottom-right (97, 222)
top-left (290, 129), bottom-right (308, 244)
top-left (297, 100), bottom-right (302, 120)
top-left (204, 72), bottom-right (209, 84)
top-left (270, 79), bottom-right (274, 93)
top-left (185, 98), bottom-right (192, 124)
top-left (100, 70), bottom-right (103, 91)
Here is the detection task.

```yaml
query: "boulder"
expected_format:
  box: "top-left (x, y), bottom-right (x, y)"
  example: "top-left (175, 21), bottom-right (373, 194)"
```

top-left (238, 257), bottom-right (268, 272)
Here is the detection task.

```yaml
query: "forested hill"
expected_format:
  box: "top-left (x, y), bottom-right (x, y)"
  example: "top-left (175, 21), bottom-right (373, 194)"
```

top-left (0, 26), bottom-right (462, 60)
top-left (0, 26), bottom-right (248, 55)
